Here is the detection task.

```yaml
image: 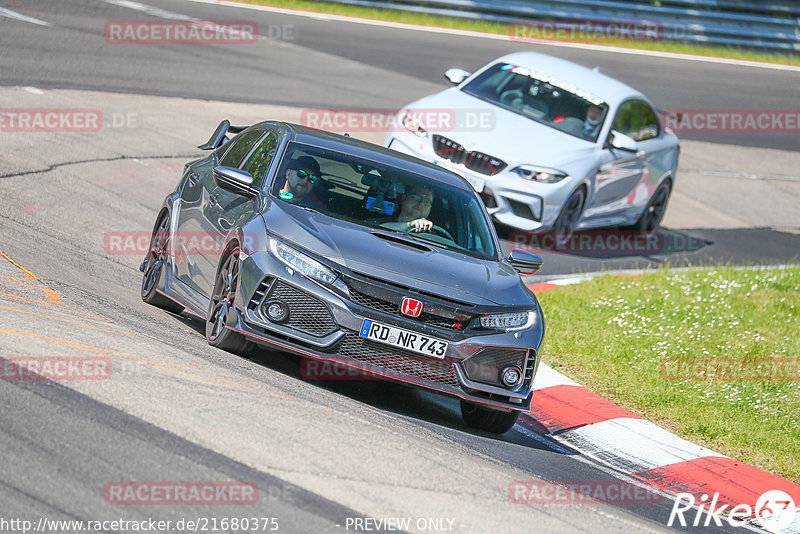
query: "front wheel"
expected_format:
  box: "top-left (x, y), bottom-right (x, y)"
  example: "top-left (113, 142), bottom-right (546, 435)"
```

top-left (553, 188), bottom-right (585, 247)
top-left (633, 180), bottom-right (671, 231)
top-left (460, 400), bottom-right (521, 434)
top-left (206, 247), bottom-right (253, 355)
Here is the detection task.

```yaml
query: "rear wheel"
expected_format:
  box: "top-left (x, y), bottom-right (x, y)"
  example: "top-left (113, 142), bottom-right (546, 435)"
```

top-left (140, 213), bottom-right (184, 314)
top-left (206, 246), bottom-right (253, 355)
top-left (633, 180), bottom-right (671, 231)
top-left (553, 187), bottom-right (585, 246)
top-left (460, 400), bottom-right (521, 434)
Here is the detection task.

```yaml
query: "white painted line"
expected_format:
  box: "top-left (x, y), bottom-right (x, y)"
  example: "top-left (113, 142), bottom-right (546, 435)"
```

top-left (531, 362), bottom-right (580, 390)
top-left (23, 87), bottom-right (44, 95)
top-left (183, 0), bottom-right (800, 72)
top-left (556, 418), bottom-right (728, 473)
top-left (0, 7), bottom-right (51, 26)
top-left (104, 0), bottom-right (196, 20)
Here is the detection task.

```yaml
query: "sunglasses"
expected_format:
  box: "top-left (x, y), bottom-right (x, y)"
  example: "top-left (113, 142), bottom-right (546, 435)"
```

top-left (295, 168), bottom-right (319, 183)
top-left (410, 194), bottom-right (433, 206)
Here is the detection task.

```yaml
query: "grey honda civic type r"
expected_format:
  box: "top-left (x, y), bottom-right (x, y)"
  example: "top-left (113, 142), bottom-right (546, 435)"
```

top-left (140, 120), bottom-right (545, 433)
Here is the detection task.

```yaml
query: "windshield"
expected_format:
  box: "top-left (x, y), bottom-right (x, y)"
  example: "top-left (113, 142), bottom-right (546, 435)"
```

top-left (270, 142), bottom-right (498, 260)
top-left (462, 63), bottom-right (609, 142)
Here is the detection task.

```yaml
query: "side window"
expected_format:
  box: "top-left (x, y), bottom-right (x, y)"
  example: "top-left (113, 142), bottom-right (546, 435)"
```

top-left (240, 132), bottom-right (278, 187)
top-left (632, 101), bottom-right (660, 141)
top-left (218, 129), bottom-right (264, 168)
top-left (612, 101), bottom-right (659, 141)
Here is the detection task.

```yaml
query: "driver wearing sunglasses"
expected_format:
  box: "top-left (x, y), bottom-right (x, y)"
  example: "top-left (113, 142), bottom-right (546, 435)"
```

top-left (280, 156), bottom-right (325, 210)
top-left (380, 185), bottom-right (436, 234)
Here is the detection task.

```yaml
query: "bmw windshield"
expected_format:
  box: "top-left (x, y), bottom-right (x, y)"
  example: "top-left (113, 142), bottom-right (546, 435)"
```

top-left (270, 142), bottom-right (499, 260)
top-left (462, 63), bottom-right (610, 142)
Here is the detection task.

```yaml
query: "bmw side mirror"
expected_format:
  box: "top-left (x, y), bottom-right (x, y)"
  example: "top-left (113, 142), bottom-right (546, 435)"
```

top-left (444, 68), bottom-right (471, 85)
top-left (607, 130), bottom-right (638, 152)
top-left (508, 249), bottom-right (543, 275)
top-left (212, 166), bottom-right (258, 198)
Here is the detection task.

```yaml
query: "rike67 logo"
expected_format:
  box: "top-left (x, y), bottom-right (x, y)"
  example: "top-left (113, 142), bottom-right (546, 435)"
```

top-left (669, 489), bottom-right (796, 531)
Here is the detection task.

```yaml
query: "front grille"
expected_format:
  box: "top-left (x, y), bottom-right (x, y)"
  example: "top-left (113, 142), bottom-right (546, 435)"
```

top-left (462, 347), bottom-right (529, 387)
top-left (432, 135), bottom-right (506, 176)
top-left (348, 288), bottom-right (465, 330)
top-left (336, 334), bottom-right (460, 388)
top-left (262, 281), bottom-right (337, 337)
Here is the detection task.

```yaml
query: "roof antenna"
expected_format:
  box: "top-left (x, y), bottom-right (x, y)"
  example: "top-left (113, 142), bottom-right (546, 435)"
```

top-left (344, 132), bottom-right (351, 137)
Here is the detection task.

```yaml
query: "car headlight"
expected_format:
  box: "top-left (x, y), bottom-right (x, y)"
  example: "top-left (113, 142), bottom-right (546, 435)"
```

top-left (268, 237), bottom-right (337, 285)
top-left (511, 165), bottom-right (568, 184)
top-left (400, 112), bottom-right (427, 137)
top-left (480, 311), bottom-right (536, 331)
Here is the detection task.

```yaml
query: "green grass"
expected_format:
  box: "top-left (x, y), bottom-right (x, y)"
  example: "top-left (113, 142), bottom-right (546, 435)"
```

top-left (537, 265), bottom-right (800, 483)
top-left (237, 0), bottom-right (800, 66)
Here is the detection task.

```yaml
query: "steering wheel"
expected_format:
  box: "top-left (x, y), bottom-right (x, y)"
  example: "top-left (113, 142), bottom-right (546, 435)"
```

top-left (500, 89), bottom-right (524, 109)
top-left (422, 225), bottom-right (454, 241)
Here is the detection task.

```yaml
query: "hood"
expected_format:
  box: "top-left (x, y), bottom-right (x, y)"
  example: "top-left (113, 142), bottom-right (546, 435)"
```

top-left (407, 89), bottom-right (600, 171)
top-left (261, 203), bottom-right (533, 307)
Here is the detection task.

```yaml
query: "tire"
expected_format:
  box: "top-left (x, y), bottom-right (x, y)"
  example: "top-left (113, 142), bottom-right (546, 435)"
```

top-left (141, 213), bottom-right (184, 314)
top-left (205, 245), bottom-right (254, 355)
top-left (553, 187), bottom-right (585, 247)
top-left (633, 180), bottom-right (671, 232)
top-left (460, 400), bottom-right (521, 434)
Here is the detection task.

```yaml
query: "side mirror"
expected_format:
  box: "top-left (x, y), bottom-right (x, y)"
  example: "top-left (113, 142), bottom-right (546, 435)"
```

top-left (607, 130), bottom-right (638, 152)
top-left (508, 249), bottom-right (543, 275)
top-left (444, 68), bottom-right (471, 86)
top-left (212, 166), bottom-right (258, 198)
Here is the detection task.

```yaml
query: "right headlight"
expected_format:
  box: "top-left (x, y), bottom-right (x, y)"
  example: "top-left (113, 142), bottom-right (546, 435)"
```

top-left (268, 237), bottom-right (337, 285)
top-left (399, 111), bottom-right (428, 137)
top-left (511, 165), bottom-right (568, 184)
top-left (480, 311), bottom-right (536, 331)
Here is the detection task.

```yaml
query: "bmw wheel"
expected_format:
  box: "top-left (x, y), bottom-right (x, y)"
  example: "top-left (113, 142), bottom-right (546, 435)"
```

top-left (634, 180), bottom-right (671, 231)
top-left (553, 187), bottom-right (585, 246)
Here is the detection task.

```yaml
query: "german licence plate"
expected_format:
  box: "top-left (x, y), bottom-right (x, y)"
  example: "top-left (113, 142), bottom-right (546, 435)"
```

top-left (359, 319), bottom-right (448, 359)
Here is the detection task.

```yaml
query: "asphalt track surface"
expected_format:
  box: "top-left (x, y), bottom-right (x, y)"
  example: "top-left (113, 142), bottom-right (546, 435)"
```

top-left (0, 1), bottom-right (797, 532)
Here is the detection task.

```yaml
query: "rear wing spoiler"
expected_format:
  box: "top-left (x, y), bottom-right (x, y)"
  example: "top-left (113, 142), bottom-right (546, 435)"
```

top-left (198, 120), bottom-right (249, 150)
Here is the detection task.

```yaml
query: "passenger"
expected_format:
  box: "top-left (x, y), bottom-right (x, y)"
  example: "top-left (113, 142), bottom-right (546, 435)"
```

top-left (279, 156), bottom-right (325, 210)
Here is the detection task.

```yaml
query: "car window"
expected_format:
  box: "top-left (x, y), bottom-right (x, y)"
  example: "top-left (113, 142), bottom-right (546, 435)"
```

top-left (270, 142), bottom-right (498, 260)
top-left (611, 100), bottom-right (660, 141)
top-left (240, 131), bottom-right (278, 187)
top-left (461, 62), bottom-right (609, 142)
top-left (218, 128), bottom-right (265, 168)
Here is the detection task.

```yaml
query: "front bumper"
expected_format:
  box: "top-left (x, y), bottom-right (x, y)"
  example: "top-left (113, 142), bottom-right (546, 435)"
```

top-left (387, 134), bottom-right (573, 232)
top-left (230, 250), bottom-right (544, 412)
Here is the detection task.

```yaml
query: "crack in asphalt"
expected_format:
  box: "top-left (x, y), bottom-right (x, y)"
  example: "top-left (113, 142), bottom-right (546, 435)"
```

top-left (0, 153), bottom-right (198, 179)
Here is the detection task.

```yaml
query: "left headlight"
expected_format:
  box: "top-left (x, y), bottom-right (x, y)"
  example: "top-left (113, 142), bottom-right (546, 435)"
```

top-left (511, 165), bottom-right (568, 184)
top-left (268, 237), bottom-right (337, 285)
top-left (480, 311), bottom-right (536, 331)
top-left (399, 111), bottom-right (427, 137)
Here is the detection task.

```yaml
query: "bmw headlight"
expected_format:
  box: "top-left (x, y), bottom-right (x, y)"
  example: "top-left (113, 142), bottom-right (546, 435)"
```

top-left (511, 165), bottom-right (568, 184)
top-left (268, 237), bottom-right (337, 285)
top-left (399, 111), bottom-right (427, 137)
top-left (480, 311), bottom-right (536, 331)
